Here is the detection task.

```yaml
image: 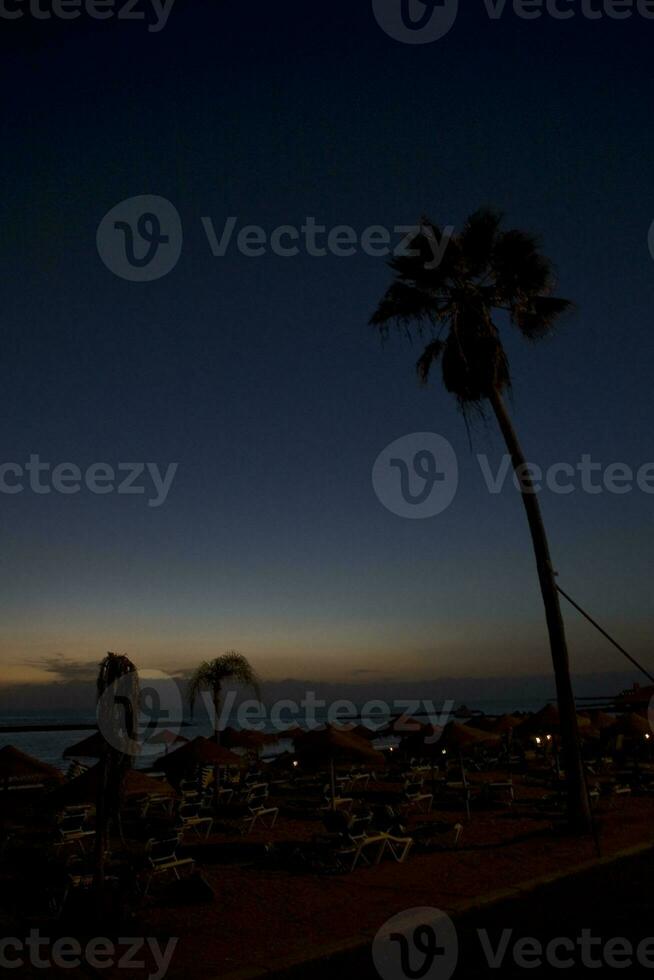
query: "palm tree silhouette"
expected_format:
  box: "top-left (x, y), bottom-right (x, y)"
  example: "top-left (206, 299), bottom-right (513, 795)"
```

top-left (188, 651), bottom-right (261, 745)
top-left (371, 208), bottom-right (591, 832)
top-left (188, 651), bottom-right (260, 810)
top-left (94, 651), bottom-right (139, 905)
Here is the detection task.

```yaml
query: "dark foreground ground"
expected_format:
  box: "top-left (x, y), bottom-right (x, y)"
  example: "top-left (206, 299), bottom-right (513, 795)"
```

top-left (272, 847), bottom-right (654, 978)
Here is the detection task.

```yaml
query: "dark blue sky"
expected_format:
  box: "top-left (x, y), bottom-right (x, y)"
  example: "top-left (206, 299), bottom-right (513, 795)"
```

top-left (1, 2), bottom-right (653, 691)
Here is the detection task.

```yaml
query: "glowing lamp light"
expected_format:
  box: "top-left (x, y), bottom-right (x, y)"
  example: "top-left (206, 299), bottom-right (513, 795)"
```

top-left (646, 734), bottom-right (651, 741)
top-left (441, 749), bottom-right (447, 755)
top-left (292, 760), bottom-right (299, 767)
top-left (535, 737), bottom-right (542, 745)
top-left (546, 734), bottom-right (552, 742)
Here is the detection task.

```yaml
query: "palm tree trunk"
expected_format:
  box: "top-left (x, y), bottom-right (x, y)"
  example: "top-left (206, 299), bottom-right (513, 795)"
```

top-left (93, 750), bottom-right (108, 907)
top-left (488, 387), bottom-right (592, 833)
top-left (213, 689), bottom-right (221, 812)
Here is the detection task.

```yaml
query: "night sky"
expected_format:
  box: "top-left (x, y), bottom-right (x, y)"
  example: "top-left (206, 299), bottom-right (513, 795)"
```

top-left (1, 2), bottom-right (653, 695)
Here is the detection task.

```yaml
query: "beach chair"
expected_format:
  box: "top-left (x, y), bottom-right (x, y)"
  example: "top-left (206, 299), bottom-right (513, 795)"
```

top-left (55, 812), bottom-right (95, 854)
top-left (176, 801), bottom-right (213, 839)
top-left (486, 778), bottom-right (514, 805)
top-left (239, 783), bottom-right (279, 833)
top-left (144, 836), bottom-right (194, 895)
top-left (401, 779), bottom-right (433, 814)
top-left (320, 810), bottom-right (398, 872)
top-left (381, 833), bottom-right (414, 863)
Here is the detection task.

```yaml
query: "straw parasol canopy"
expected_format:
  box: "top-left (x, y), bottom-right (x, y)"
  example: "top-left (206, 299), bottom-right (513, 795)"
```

top-left (63, 731), bottom-right (108, 760)
top-left (295, 726), bottom-right (385, 766)
top-left (264, 751), bottom-right (300, 772)
top-left (220, 727), bottom-right (279, 752)
top-left (147, 729), bottom-right (189, 747)
top-left (383, 713), bottom-right (429, 736)
top-left (437, 722), bottom-right (501, 751)
top-left (344, 723), bottom-right (384, 742)
top-left (578, 710), bottom-right (617, 733)
top-left (155, 736), bottom-right (246, 778)
top-left (279, 725), bottom-right (306, 742)
top-left (517, 704), bottom-right (593, 738)
top-left (295, 726), bottom-right (386, 808)
top-left (613, 712), bottom-right (652, 740)
top-left (467, 714), bottom-right (523, 736)
top-left (0, 745), bottom-right (63, 786)
top-left (48, 764), bottom-right (176, 808)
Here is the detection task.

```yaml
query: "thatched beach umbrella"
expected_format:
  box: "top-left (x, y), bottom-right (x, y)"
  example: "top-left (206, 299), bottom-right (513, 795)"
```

top-left (48, 764), bottom-right (176, 809)
top-left (146, 730), bottom-right (189, 752)
top-left (220, 727), bottom-right (279, 753)
top-left (383, 713), bottom-right (428, 737)
top-left (63, 731), bottom-right (108, 760)
top-left (295, 726), bottom-right (386, 809)
top-left (614, 712), bottom-right (652, 741)
top-left (345, 723), bottom-right (384, 742)
top-left (468, 714), bottom-right (523, 736)
top-left (155, 736), bottom-right (246, 784)
top-left (435, 723), bottom-right (502, 818)
top-left (0, 745), bottom-right (62, 785)
top-left (518, 704), bottom-right (593, 740)
top-left (265, 751), bottom-right (300, 773)
top-left (579, 710), bottom-right (616, 733)
top-left (0, 746), bottom-right (62, 834)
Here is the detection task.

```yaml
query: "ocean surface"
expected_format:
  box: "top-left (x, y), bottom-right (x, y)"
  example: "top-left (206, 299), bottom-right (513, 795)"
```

top-left (0, 698), bottom-right (556, 770)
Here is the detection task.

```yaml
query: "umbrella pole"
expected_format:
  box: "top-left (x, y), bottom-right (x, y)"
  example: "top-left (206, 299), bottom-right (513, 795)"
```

top-left (459, 749), bottom-right (470, 820)
top-left (330, 757), bottom-right (336, 810)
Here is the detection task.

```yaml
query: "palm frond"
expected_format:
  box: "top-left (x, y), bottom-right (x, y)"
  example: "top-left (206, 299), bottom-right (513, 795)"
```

top-left (460, 207), bottom-right (503, 277)
top-left (372, 207), bottom-right (573, 411)
top-left (512, 296), bottom-right (574, 340)
top-left (187, 651), bottom-right (261, 713)
top-left (416, 340), bottom-right (445, 384)
top-left (371, 281), bottom-right (441, 335)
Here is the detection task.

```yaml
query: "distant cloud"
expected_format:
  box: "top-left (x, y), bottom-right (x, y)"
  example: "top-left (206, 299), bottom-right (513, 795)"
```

top-left (24, 654), bottom-right (99, 685)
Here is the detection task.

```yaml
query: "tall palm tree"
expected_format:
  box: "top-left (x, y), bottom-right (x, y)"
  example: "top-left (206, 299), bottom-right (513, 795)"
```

top-left (94, 651), bottom-right (139, 903)
top-left (188, 651), bottom-right (261, 744)
top-left (188, 652), bottom-right (260, 809)
top-left (371, 208), bottom-right (591, 833)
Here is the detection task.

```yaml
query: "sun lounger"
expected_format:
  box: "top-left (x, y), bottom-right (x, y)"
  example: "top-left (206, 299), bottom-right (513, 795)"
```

top-left (233, 782), bottom-right (279, 833)
top-left (144, 836), bottom-right (194, 895)
top-left (176, 802), bottom-right (213, 839)
top-left (240, 803), bottom-right (280, 834)
top-left (323, 811), bottom-right (413, 871)
top-left (401, 781), bottom-right (433, 814)
top-left (55, 812), bottom-right (95, 854)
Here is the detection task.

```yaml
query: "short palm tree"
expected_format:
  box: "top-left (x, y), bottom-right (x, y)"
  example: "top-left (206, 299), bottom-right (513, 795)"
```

top-left (94, 651), bottom-right (139, 902)
top-left (188, 651), bottom-right (261, 744)
top-left (371, 208), bottom-right (591, 832)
